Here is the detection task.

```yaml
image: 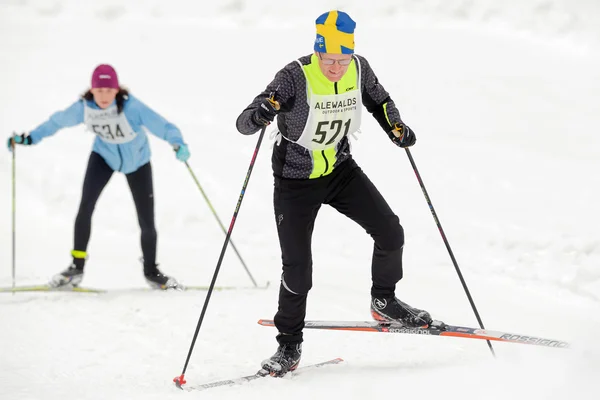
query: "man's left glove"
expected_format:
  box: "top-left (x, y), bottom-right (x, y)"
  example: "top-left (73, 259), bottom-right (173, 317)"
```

top-left (388, 123), bottom-right (416, 148)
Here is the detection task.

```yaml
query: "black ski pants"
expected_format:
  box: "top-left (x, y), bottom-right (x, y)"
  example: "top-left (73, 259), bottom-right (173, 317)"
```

top-left (73, 151), bottom-right (157, 271)
top-left (273, 158), bottom-right (404, 343)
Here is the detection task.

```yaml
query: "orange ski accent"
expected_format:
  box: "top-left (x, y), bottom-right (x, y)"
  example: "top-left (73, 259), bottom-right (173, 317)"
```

top-left (370, 310), bottom-right (388, 322)
top-left (327, 327), bottom-right (383, 332)
top-left (370, 310), bottom-right (429, 328)
top-left (439, 332), bottom-right (501, 341)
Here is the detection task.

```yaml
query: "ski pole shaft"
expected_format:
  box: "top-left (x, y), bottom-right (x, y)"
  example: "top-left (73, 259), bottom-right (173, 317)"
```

top-left (404, 148), bottom-right (495, 357)
top-left (175, 126), bottom-right (267, 384)
top-left (184, 161), bottom-right (257, 287)
top-left (11, 137), bottom-right (16, 293)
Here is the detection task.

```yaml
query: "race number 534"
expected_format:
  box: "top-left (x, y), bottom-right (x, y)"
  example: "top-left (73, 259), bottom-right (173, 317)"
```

top-left (92, 124), bottom-right (126, 140)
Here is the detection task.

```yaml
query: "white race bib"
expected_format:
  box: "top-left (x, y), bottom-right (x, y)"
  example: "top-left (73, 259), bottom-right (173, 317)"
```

top-left (286, 59), bottom-right (362, 151)
top-left (83, 102), bottom-right (136, 144)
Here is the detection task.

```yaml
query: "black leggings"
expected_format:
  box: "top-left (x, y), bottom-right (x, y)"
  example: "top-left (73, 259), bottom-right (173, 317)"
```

top-left (273, 158), bottom-right (404, 341)
top-left (74, 152), bottom-right (157, 271)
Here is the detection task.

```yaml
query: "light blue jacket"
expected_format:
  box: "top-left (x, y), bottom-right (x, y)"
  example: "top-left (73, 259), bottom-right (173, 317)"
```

top-left (28, 94), bottom-right (185, 174)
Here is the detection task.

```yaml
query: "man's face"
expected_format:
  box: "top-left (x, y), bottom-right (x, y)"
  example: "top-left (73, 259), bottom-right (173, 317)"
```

top-left (316, 52), bottom-right (352, 82)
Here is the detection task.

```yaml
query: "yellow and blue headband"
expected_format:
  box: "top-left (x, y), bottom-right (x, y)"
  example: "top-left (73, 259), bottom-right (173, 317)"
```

top-left (314, 10), bottom-right (356, 54)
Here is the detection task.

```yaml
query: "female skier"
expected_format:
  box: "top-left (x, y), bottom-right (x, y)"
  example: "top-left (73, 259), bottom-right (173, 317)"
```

top-left (8, 64), bottom-right (190, 290)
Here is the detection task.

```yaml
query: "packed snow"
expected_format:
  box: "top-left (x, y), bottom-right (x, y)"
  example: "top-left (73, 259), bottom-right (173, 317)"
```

top-left (1, 1), bottom-right (599, 399)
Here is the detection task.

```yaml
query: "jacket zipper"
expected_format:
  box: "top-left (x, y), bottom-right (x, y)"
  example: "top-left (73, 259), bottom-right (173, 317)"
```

top-left (320, 150), bottom-right (329, 177)
top-left (319, 82), bottom-right (340, 177)
top-left (117, 144), bottom-right (123, 172)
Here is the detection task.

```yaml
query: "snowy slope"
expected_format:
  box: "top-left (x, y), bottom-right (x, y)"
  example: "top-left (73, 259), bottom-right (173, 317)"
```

top-left (1, 1), bottom-right (599, 399)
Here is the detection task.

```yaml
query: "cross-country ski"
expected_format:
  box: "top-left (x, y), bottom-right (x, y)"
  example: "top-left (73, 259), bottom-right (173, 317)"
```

top-left (176, 358), bottom-right (343, 392)
top-left (258, 319), bottom-right (570, 348)
top-left (0, 283), bottom-right (269, 294)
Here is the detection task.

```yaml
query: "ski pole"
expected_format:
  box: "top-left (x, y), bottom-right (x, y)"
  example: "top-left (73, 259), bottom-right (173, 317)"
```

top-left (183, 160), bottom-right (257, 287)
top-left (174, 125), bottom-right (267, 386)
top-left (11, 135), bottom-right (16, 293)
top-left (404, 148), bottom-right (495, 357)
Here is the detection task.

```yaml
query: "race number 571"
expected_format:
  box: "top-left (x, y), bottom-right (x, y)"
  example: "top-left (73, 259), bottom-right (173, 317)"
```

top-left (313, 119), bottom-right (352, 145)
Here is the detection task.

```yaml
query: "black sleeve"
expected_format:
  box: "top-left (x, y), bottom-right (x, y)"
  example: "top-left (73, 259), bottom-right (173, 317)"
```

top-left (235, 66), bottom-right (297, 135)
top-left (356, 55), bottom-right (404, 133)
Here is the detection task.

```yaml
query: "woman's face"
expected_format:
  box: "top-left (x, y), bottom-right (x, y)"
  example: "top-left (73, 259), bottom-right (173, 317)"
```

top-left (90, 88), bottom-right (119, 109)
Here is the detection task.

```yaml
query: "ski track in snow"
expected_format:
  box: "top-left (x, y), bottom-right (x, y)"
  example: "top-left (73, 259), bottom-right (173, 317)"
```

top-left (1, 1), bottom-right (599, 399)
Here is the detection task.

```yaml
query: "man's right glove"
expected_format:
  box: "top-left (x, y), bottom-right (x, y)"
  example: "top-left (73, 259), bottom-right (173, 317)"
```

top-left (388, 123), bottom-right (416, 148)
top-left (7, 133), bottom-right (32, 152)
top-left (252, 96), bottom-right (280, 126)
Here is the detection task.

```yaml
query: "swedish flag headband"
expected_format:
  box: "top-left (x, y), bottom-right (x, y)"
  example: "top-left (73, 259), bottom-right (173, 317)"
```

top-left (314, 10), bottom-right (356, 54)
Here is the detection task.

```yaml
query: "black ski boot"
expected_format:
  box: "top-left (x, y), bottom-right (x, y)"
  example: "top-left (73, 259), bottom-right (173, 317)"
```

top-left (144, 269), bottom-right (182, 290)
top-left (371, 296), bottom-right (432, 327)
top-left (49, 259), bottom-right (85, 288)
top-left (144, 270), bottom-right (183, 290)
top-left (141, 257), bottom-right (183, 290)
top-left (261, 337), bottom-right (302, 377)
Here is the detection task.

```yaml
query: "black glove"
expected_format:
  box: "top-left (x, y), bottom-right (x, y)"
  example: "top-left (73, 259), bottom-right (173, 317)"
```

top-left (252, 97), bottom-right (280, 126)
top-left (388, 123), bottom-right (416, 148)
top-left (7, 133), bottom-right (32, 152)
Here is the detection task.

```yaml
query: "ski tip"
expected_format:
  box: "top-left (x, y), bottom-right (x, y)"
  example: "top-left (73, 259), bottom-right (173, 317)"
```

top-left (173, 374), bottom-right (186, 388)
top-left (257, 319), bottom-right (275, 326)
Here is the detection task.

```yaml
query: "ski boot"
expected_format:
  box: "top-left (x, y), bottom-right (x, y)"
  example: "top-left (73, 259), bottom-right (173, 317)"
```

top-left (261, 340), bottom-right (302, 377)
top-left (49, 263), bottom-right (84, 288)
top-left (141, 258), bottom-right (184, 290)
top-left (144, 270), bottom-right (183, 290)
top-left (371, 296), bottom-right (432, 327)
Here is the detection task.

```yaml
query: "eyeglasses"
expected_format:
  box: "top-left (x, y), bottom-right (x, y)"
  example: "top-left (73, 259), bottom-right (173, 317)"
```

top-left (317, 53), bottom-right (353, 66)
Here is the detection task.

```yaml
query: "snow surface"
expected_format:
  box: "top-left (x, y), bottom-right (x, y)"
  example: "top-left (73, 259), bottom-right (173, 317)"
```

top-left (1, 1), bottom-right (599, 399)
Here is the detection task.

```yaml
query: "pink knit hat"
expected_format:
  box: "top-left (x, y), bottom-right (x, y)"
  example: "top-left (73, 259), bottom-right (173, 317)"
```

top-left (91, 64), bottom-right (119, 89)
